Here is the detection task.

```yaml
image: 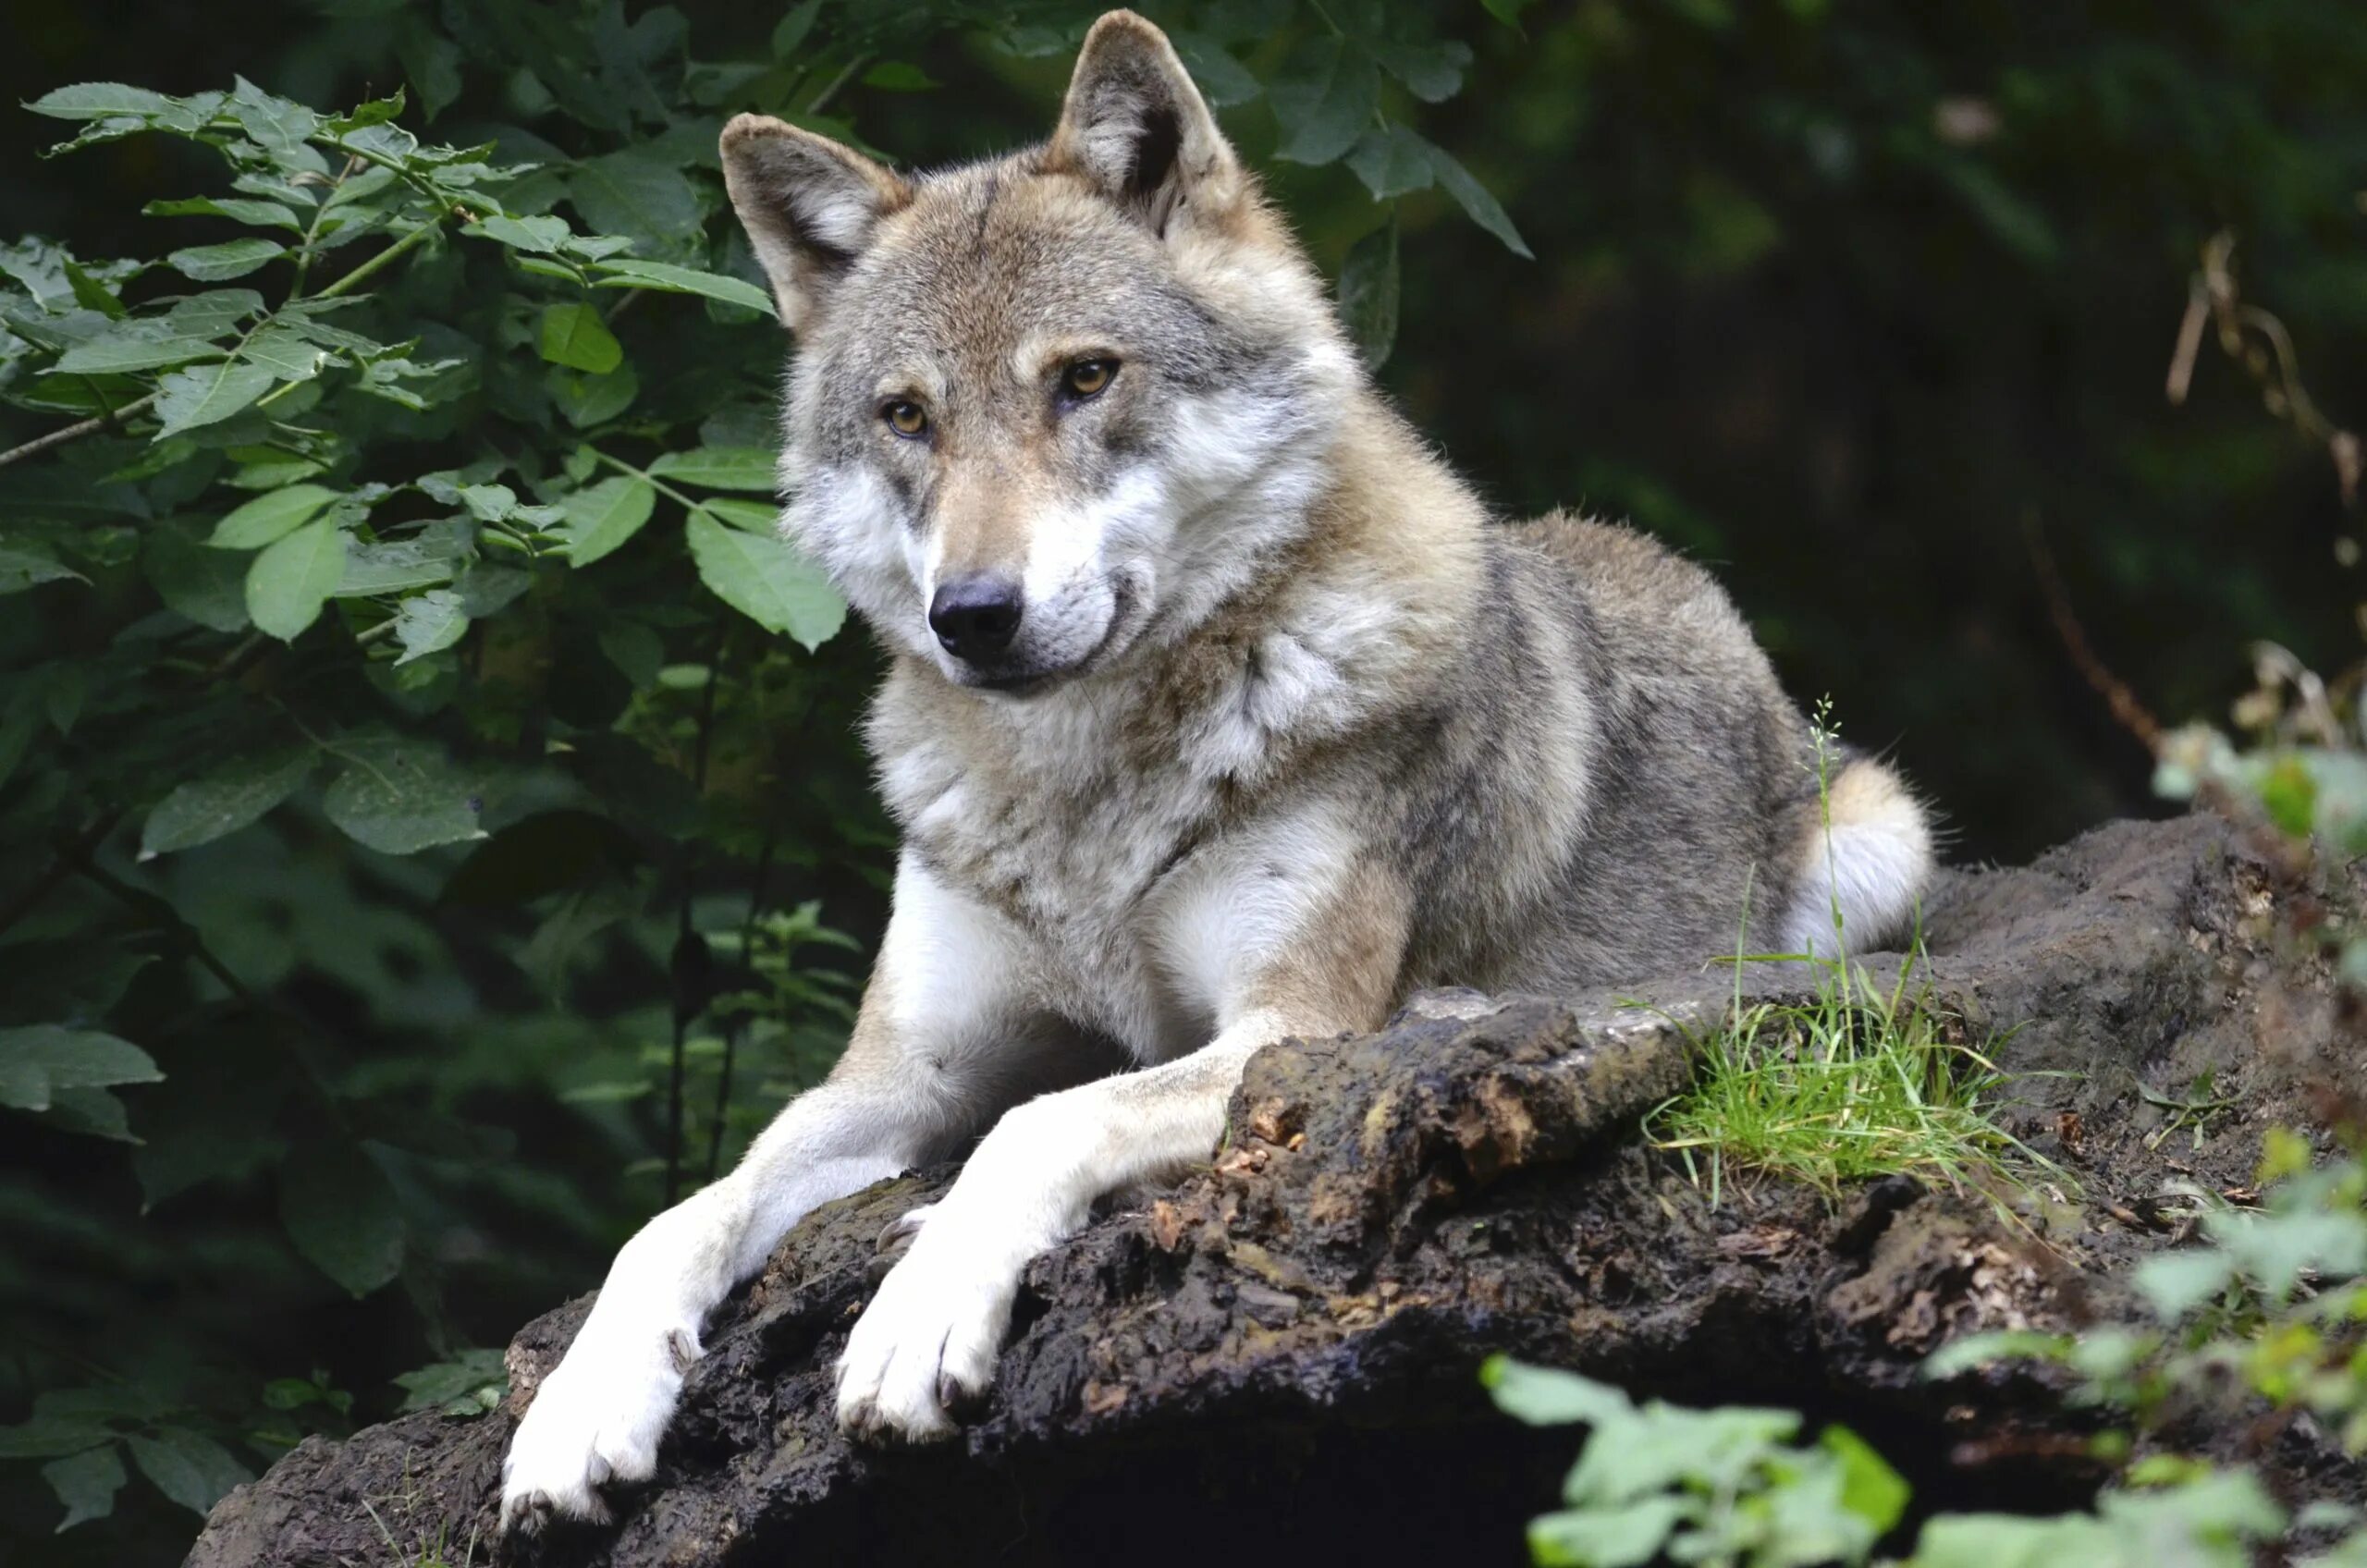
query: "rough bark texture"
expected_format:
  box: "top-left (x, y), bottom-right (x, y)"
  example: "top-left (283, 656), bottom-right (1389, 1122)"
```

top-left (186, 812), bottom-right (2366, 1567)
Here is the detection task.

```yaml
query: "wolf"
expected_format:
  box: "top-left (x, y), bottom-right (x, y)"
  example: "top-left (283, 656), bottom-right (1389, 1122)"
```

top-left (499, 8), bottom-right (1934, 1529)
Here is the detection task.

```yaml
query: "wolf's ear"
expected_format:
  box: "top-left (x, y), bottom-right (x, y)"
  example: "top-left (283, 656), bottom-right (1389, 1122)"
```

top-left (720, 115), bottom-right (910, 333)
top-left (1048, 11), bottom-right (1245, 235)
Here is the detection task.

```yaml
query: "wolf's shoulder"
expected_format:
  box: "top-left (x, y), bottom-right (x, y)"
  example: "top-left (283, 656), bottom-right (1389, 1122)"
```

top-left (1502, 510), bottom-right (1739, 624)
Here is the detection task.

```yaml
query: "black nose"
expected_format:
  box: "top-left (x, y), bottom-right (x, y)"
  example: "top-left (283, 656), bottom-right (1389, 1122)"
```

top-left (928, 576), bottom-right (1024, 661)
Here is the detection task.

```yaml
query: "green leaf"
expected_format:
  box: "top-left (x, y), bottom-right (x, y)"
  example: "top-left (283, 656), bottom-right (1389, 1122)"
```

top-left (1820, 1424), bottom-right (1910, 1534)
top-left (1372, 41), bottom-right (1473, 104)
top-left (0, 1026), bottom-right (162, 1114)
top-left (392, 590), bottom-right (469, 665)
top-left (589, 257), bottom-right (774, 317)
top-left (0, 1414), bottom-right (115, 1461)
top-left (279, 1135), bottom-right (405, 1296)
top-left (167, 238), bottom-right (287, 282)
top-left (140, 746), bottom-right (316, 858)
top-left (560, 474), bottom-right (656, 566)
top-left (459, 483), bottom-right (518, 522)
top-left (45, 1086), bottom-right (138, 1142)
top-left (209, 483), bottom-right (338, 549)
top-left (648, 447), bottom-right (778, 491)
top-left (569, 148), bottom-right (705, 259)
top-left (701, 497), bottom-right (780, 531)
top-left (1171, 33), bottom-right (1263, 107)
top-left (1269, 38), bottom-right (1380, 165)
top-left (321, 736), bottom-right (484, 853)
top-left (538, 301), bottom-right (624, 374)
top-left (143, 195), bottom-right (303, 230)
top-left (1481, 0), bottom-right (1532, 30)
top-left (0, 543), bottom-right (89, 594)
top-left (861, 60), bottom-right (939, 92)
top-left (153, 361), bottom-right (277, 437)
top-left (1480, 1355), bottom-right (1635, 1427)
top-left (42, 1442), bottom-right (125, 1531)
top-left (245, 517), bottom-right (347, 641)
top-left (770, 0), bottom-right (824, 57)
top-left (166, 288), bottom-right (265, 338)
top-left (1345, 124), bottom-right (1436, 200)
top-left (1527, 1497), bottom-right (1687, 1568)
top-left (62, 259), bottom-right (127, 318)
top-left (25, 82), bottom-right (184, 120)
top-left (144, 529), bottom-right (251, 631)
top-left (339, 533), bottom-right (467, 595)
top-left (239, 325), bottom-right (334, 382)
top-left (686, 511), bottom-right (845, 650)
top-left (548, 361), bottom-right (640, 427)
top-left (126, 1429), bottom-right (251, 1517)
top-left (392, 1347), bottom-right (508, 1416)
top-left (469, 214), bottom-right (570, 254)
top-left (55, 320), bottom-right (227, 375)
top-left (322, 88), bottom-right (407, 137)
top-left (1338, 218), bottom-right (1401, 368)
top-left (1417, 132), bottom-right (1534, 258)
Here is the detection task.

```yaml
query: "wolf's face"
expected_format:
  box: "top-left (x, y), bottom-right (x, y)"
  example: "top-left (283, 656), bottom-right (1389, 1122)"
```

top-left (723, 13), bottom-right (1354, 694)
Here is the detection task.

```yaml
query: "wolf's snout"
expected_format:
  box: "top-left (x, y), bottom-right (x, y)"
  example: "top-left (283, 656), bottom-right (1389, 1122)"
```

top-left (928, 576), bottom-right (1024, 662)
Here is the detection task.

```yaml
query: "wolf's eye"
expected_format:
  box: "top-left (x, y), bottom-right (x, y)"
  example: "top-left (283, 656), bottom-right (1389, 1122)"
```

top-left (881, 399), bottom-right (928, 438)
top-left (1061, 359), bottom-right (1116, 400)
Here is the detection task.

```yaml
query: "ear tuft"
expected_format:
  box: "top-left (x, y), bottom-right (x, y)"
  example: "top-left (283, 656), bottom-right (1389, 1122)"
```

top-left (1049, 11), bottom-right (1240, 234)
top-left (719, 115), bottom-right (910, 333)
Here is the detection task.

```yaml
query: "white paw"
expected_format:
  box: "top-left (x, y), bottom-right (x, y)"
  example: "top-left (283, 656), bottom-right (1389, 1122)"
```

top-left (835, 1204), bottom-right (1028, 1442)
top-left (499, 1313), bottom-right (699, 1533)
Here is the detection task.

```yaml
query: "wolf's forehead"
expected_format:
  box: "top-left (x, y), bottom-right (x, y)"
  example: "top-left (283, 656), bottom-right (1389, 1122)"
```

top-left (845, 166), bottom-right (1208, 361)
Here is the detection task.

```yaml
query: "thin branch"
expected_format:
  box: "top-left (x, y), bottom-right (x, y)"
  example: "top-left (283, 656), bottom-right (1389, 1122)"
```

top-left (2025, 513), bottom-right (2162, 753)
top-left (705, 836), bottom-right (774, 1184)
top-left (0, 809), bottom-right (125, 942)
top-left (667, 635), bottom-right (729, 1205)
top-left (0, 394), bottom-right (158, 472)
top-left (804, 55), bottom-right (871, 116)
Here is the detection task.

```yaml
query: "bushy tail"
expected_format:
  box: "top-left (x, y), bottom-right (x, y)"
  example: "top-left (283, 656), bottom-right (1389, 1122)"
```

top-left (1772, 753), bottom-right (1935, 961)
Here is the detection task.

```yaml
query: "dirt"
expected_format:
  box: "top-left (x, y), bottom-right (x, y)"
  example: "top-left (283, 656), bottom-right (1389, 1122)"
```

top-left (182, 810), bottom-right (2367, 1567)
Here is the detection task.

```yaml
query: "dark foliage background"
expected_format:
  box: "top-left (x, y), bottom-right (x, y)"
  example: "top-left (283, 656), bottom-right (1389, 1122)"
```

top-left (0, 1), bottom-right (2359, 1562)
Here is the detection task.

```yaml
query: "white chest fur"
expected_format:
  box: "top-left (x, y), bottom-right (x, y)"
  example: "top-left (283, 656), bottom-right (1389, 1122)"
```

top-left (869, 643), bottom-right (1368, 1061)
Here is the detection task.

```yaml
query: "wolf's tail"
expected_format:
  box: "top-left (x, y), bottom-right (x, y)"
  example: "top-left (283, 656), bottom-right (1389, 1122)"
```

top-left (1771, 753), bottom-right (1936, 961)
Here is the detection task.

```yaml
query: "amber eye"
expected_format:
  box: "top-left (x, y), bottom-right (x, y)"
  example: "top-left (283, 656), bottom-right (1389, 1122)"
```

top-left (881, 399), bottom-right (928, 438)
top-left (1061, 359), bottom-right (1116, 400)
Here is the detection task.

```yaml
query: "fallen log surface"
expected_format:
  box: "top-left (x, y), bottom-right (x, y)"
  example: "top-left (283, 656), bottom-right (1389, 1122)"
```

top-left (186, 814), bottom-right (2366, 1566)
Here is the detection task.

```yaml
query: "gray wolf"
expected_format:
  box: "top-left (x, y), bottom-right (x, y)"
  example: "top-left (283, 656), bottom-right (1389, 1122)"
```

top-left (500, 8), bottom-right (1933, 1529)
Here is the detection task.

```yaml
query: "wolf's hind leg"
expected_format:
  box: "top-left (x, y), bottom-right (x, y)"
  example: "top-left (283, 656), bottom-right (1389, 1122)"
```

top-left (1772, 754), bottom-right (1935, 961)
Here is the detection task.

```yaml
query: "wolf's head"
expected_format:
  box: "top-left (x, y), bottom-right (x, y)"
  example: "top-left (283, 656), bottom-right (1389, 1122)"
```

top-left (722, 10), bottom-right (1358, 695)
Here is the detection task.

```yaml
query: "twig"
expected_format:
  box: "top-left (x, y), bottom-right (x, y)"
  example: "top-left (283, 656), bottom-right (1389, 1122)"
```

top-left (666, 636), bottom-right (729, 1205)
top-left (0, 394), bottom-right (158, 472)
top-left (2024, 513), bottom-right (2162, 752)
top-left (705, 836), bottom-right (774, 1184)
top-left (0, 809), bottom-right (125, 941)
top-left (804, 55), bottom-right (870, 116)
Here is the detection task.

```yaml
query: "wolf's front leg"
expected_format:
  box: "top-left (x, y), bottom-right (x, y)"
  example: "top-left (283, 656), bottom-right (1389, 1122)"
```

top-left (834, 856), bottom-right (1409, 1441)
top-left (501, 856), bottom-right (1082, 1532)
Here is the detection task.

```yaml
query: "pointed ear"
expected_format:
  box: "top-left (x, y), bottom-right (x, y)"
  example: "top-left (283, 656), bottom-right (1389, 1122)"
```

top-left (719, 114), bottom-right (911, 333)
top-left (1047, 11), bottom-right (1245, 235)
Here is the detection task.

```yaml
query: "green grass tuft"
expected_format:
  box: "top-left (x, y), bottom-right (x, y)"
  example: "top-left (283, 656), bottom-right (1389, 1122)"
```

top-left (1645, 699), bottom-right (2065, 1207)
top-left (1643, 947), bottom-right (2055, 1206)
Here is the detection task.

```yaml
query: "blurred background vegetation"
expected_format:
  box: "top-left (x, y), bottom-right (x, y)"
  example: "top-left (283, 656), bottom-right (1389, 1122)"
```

top-left (0, 1), bottom-right (2360, 1562)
